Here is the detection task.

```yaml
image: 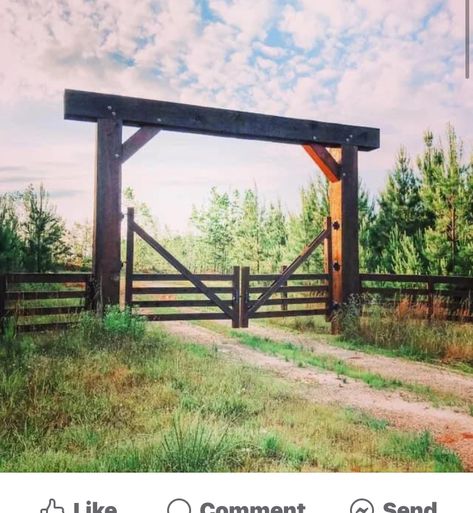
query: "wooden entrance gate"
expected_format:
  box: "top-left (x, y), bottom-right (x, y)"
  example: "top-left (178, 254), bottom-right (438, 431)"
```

top-left (125, 208), bottom-right (241, 327)
top-left (240, 218), bottom-right (332, 326)
top-left (125, 208), bottom-right (332, 328)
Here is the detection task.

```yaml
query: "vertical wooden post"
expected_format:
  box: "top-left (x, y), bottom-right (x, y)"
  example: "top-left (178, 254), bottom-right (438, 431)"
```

top-left (232, 266), bottom-right (240, 328)
top-left (427, 277), bottom-right (434, 322)
top-left (323, 216), bottom-right (333, 321)
top-left (125, 208), bottom-right (135, 309)
top-left (94, 118), bottom-right (123, 312)
top-left (280, 265), bottom-right (288, 312)
top-left (0, 274), bottom-right (6, 335)
top-left (240, 266), bottom-right (250, 328)
top-left (328, 145), bottom-right (360, 305)
top-left (84, 275), bottom-right (96, 312)
top-left (328, 145), bottom-right (360, 332)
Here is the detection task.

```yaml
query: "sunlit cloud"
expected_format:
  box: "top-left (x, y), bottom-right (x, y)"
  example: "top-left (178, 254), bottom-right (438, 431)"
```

top-left (0, 0), bottom-right (471, 231)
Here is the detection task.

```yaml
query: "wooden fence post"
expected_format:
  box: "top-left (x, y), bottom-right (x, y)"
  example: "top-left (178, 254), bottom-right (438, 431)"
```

top-left (125, 208), bottom-right (135, 309)
top-left (84, 276), bottom-right (96, 312)
top-left (232, 266), bottom-right (240, 328)
top-left (281, 265), bottom-right (288, 312)
top-left (323, 216), bottom-right (333, 322)
top-left (0, 275), bottom-right (6, 335)
top-left (240, 266), bottom-right (250, 328)
top-left (427, 277), bottom-right (434, 322)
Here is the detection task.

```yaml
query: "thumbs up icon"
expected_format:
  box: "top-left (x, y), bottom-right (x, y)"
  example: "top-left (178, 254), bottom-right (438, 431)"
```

top-left (40, 499), bottom-right (65, 513)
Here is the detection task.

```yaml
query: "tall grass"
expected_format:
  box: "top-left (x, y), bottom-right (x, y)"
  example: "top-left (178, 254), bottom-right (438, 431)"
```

top-left (0, 309), bottom-right (464, 472)
top-left (339, 296), bottom-right (473, 366)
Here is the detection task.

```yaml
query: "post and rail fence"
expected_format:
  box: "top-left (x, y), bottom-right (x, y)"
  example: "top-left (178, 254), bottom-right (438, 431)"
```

top-left (1, 221), bottom-right (473, 334)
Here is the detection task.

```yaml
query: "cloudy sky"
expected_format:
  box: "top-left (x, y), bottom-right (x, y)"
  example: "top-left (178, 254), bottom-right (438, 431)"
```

top-left (0, 0), bottom-right (471, 231)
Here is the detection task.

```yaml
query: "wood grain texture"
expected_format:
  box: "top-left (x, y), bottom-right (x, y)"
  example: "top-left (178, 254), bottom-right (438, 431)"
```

top-left (65, 89), bottom-right (380, 151)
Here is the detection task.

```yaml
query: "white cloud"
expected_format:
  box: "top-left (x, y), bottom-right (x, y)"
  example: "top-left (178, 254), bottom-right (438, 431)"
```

top-left (0, 0), bottom-right (472, 230)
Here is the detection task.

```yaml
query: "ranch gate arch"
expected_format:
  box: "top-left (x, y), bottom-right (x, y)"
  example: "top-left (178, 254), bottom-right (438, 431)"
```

top-left (64, 89), bottom-right (380, 325)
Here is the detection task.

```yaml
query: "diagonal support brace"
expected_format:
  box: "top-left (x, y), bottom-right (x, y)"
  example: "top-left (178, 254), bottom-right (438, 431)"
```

top-left (121, 126), bottom-right (161, 163)
top-left (132, 220), bottom-right (234, 318)
top-left (303, 144), bottom-right (341, 182)
top-left (248, 226), bottom-right (330, 315)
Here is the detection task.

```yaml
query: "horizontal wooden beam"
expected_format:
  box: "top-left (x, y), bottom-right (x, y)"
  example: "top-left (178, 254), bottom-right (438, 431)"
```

top-left (64, 89), bottom-right (380, 151)
top-left (303, 144), bottom-right (341, 182)
top-left (121, 126), bottom-right (161, 163)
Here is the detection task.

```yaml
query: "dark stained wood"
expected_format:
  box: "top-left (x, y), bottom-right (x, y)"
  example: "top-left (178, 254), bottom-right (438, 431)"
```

top-left (232, 266), bottom-right (240, 328)
top-left (133, 273), bottom-right (234, 281)
top-left (248, 227), bottom-right (329, 315)
top-left (249, 285), bottom-right (328, 294)
top-left (132, 221), bottom-right (234, 318)
top-left (324, 216), bottom-right (334, 321)
top-left (250, 309), bottom-right (327, 319)
top-left (121, 126), bottom-right (161, 163)
top-left (281, 265), bottom-right (288, 312)
top-left (248, 273), bottom-right (329, 281)
top-left (7, 306), bottom-right (85, 316)
top-left (94, 118), bottom-right (123, 311)
top-left (303, 144), bottom-right (341, 182)
top-left (251, 297), bottom-right (328, 306)
top-left (240, 267), bottom-right (250, 328)
top-left (132, 286), bottom-right (234, 295)
top-left (6, 273), bottom-right (89, 283)
top-left (64, 90), bottom-right (380, 151)
top-left (125, 208), bottom-right (135, 307)
top-left (144, 313), bottom-right (229, 322)
top-left (7, 290), bottom-right (86, 301)
top-left (132, 300), bottom-right (233, 308)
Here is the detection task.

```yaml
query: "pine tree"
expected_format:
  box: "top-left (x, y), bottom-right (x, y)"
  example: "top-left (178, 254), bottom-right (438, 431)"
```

top-left (0, 192), bottom-right (24, 272)
top-left (21, 184), bottom-right (69, 272)
top-left (370, 147), bottom-right (431, 272)
top-left (235, 188), bottom-right (266, 272)
top-left (191, 187), bottom-right (239, 272)
top-left (262, 201), bottom-right (287, 272)
top-left (419, 126), bottom-right (473, 275)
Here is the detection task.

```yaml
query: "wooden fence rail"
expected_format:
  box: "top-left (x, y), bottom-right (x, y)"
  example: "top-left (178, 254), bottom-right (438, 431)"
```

top-left (0, 273), bottom-right (94, 333)
top-left (360, 273), bottom-right (473, 322)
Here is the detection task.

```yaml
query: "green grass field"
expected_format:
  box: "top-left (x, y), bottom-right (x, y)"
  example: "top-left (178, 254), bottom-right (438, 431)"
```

top-left (0, 309), bottom-right (463, 472)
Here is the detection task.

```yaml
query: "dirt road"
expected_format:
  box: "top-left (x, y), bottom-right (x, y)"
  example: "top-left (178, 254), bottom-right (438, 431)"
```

top-left (161, 320), bottom-right (473, 470)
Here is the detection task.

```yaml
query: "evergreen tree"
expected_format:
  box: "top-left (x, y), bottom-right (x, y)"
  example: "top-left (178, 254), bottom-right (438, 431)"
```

top-left (235, 188), bottom-right (266, 272)
top-left (0, 192), bottom-right (24, 272)
top-left (418, 126), bottom-right (473, 275)
top-left (191, 187), bottom-right (239, 272)
top-left (262, 201), bottom-right (287, 271)
top-left (123, 187), bottom-right (161, 272)
top-left (358, 185), bottom-right (376, 272)
top-left (21, 184), bottom-right (69, 272)
top-left (370, 147), bottom-right (431, 272)
top-left (286, 177), bottom-right (328, 271)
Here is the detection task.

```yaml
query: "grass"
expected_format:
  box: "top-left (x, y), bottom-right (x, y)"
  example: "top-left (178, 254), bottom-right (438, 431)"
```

top-left (338, 298), bottom-right (473, 369)
top-left (264, 299), bottom-right (473, 373)
top-left (199, 326), bottom-right (467, 411)
top-left (0, 310), bottom-right (463, 472)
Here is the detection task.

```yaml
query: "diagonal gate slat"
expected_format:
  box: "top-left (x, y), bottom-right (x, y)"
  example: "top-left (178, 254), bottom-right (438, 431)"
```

top-left (132, 221), bottom-right (235, 319)
top-left (248, 227), bottom-right (330, 315)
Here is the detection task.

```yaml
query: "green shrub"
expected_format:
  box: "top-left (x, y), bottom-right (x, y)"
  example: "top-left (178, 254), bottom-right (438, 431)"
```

top-left (103, 306), bottom-right (146, 341)
top-left (75, 307), bottom-right (146, 348)
top-left (158, 417), bottom-right (240, 472)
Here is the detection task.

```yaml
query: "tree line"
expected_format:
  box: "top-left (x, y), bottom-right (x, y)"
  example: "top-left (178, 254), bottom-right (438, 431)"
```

top-left (1, 125), bottom-right (472, 276)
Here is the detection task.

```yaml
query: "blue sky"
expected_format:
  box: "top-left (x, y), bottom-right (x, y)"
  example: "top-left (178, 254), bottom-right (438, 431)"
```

top-left (0, 0), bottom-right (471, 231)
